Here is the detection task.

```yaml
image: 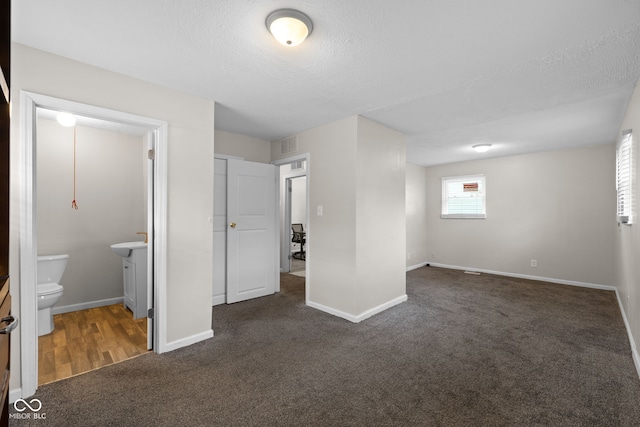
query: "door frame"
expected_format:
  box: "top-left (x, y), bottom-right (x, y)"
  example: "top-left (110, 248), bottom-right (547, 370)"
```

top-left (18, 91), bottom-right (169, 398)
top-left (273, 154), bottom-right (310, 303)
top-left (283, 174), bottom-right (307, 273)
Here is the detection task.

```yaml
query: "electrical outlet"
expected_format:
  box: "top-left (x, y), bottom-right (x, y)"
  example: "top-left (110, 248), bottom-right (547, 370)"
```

top-left (407, 253), bottom-right (412, 260)
top-left (531, 259), bottom-right (537, 268)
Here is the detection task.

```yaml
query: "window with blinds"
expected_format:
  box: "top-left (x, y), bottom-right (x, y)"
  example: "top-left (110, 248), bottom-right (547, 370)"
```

top-left (441, 174), bottom-right (486, 219)
top-left (616, 130), bottom-right (634, 224)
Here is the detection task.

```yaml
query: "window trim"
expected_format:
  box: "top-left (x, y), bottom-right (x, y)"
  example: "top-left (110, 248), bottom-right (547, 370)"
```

top-left (441, 174), bottom-right (486, 219)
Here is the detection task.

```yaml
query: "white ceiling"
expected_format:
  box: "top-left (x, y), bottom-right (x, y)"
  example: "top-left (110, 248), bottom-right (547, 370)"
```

top-left (12, 0), bottom-right (640, 166)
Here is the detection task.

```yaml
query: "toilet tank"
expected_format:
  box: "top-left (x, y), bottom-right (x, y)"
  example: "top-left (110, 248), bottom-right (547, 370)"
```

top-left (37, 254), bottom-right (69, 285)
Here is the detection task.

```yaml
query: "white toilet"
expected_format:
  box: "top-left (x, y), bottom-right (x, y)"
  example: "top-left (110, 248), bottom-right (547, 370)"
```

top-left (37, 254), bottom-right (68, 336)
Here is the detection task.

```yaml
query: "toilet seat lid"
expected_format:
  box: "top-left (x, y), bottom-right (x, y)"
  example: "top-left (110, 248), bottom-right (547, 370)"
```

top-left (38, 283), bottom-right (63, 296)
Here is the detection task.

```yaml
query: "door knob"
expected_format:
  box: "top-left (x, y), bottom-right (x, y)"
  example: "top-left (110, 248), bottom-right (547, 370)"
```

top-left (0, 316), bottom-right (18, 334)
top-left (229, 222), bottom-right (237, 228)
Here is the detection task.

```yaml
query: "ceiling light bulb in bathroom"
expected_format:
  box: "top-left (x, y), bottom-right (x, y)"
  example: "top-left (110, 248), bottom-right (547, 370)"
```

top-left (56, 112), bottom-right (76, 127)
top-left (266, 9), bottom-right (313, 46)
top-left (472, 144), bottom-right (492, 153)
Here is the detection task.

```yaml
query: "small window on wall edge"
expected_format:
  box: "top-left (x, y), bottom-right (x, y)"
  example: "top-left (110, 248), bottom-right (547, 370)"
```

top-left (616, 129), bottom-right (634, 224)
top-left (441, 174), bottom-right (486, 219)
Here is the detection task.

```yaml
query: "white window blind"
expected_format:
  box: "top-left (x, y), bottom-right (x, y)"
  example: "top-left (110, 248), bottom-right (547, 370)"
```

top-left (616, 130), bottom-right (634, 224)
top-left (441, 174), bottom-right (486, 219)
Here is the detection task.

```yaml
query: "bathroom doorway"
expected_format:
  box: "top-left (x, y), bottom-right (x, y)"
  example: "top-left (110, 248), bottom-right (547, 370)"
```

top-left (35, 108), bottom-right (150, 384)
top-left (19, 92), bottom-right (168, 397)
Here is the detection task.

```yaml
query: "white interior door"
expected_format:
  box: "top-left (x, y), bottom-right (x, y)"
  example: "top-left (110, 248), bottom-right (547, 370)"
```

top-left (212, 158), bottom-right (227, 305)
top-left (226, 159), bottom-right (277, 303)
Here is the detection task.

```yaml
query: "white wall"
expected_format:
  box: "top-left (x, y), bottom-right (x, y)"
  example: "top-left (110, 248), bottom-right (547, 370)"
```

top-left (271, 116), bottom-right (407, 320)
top-left (37, 119), bottom-right (145, 309)
top-left (406, 163), bottom-right (429, 269)
top-left (214, 129), bottom-right (270, 162)
top-left (355, 116), bottom-right (406, 314)
top-left (291, 176), bottom-right (307, 227)
top-left (424, 144), bottom-right (617, 286)
top-left (11, 44), bottom-right (215, 392)
top-left (273, 116), bottom-right (358, 314)
top-left (614, 81), bottom-right (640, 371)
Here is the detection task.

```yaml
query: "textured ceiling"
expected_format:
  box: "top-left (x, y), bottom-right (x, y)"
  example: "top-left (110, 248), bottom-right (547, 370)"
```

top-left (12, 0), bottom-right (640, 166)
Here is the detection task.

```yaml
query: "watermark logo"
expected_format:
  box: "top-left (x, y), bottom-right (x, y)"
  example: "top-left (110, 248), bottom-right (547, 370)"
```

top-left (14, 398), bottom-right (42, 412)
top-left (10, 398), bottom-right (46, 420)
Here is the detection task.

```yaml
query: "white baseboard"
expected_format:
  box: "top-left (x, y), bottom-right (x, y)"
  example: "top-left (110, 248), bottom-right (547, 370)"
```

top-left (211, 294), bottom-right (226, 306)
top-left (308, 294), bottom-right (408, 323)
top-left (52, 297), bottom-right (125, 315)
top-left (9, 387), bottom-right (22, 404)
top-left (163, 329), bottom-right (214, 353)
top-left (614, 290), bottom-right (640, 378)
top-left (426, 262), bottom-right (616, 291)
top-left (425, 262), bottom-right (639, 378)
top-left (407, 262), bottom-right (429, 272)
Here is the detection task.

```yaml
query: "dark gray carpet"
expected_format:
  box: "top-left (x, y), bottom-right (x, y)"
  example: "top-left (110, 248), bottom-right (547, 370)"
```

top-left (10, 267), bottom-right (640, 426)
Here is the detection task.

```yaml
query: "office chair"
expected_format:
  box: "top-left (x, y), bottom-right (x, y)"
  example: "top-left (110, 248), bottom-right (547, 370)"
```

top-left (291, 223), bottom-right (306, 260)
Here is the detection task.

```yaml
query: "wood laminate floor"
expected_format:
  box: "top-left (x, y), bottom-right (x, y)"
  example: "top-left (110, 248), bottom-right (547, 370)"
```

top-left (38, 304), bottom-right (148, 385)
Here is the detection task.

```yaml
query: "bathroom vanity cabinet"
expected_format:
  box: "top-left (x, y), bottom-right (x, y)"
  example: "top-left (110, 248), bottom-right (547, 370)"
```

top-left (122, 247), bottom-right (147, 319)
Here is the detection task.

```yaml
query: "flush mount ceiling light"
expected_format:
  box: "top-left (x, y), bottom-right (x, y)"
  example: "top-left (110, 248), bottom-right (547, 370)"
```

top-left (56, 112), bottom-right (76, 127)
top-left (266, 9), bottom-right (313, 47)
top-left (472, 144), bottom-right (492, 153)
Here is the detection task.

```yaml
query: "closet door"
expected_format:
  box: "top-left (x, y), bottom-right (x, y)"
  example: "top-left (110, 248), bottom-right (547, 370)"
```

top-left (226, 159), bottom-right (277, 303)
top-left (212, 158), bottom-right (228, 305)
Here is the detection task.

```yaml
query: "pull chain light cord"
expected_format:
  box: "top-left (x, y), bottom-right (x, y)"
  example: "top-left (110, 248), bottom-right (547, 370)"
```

top-left (71, 126), bottom-right (78, 210)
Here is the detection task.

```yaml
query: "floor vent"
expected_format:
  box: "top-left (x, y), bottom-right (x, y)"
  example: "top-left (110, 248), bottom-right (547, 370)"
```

top-left (280, 136), bottom-right (298, 155)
